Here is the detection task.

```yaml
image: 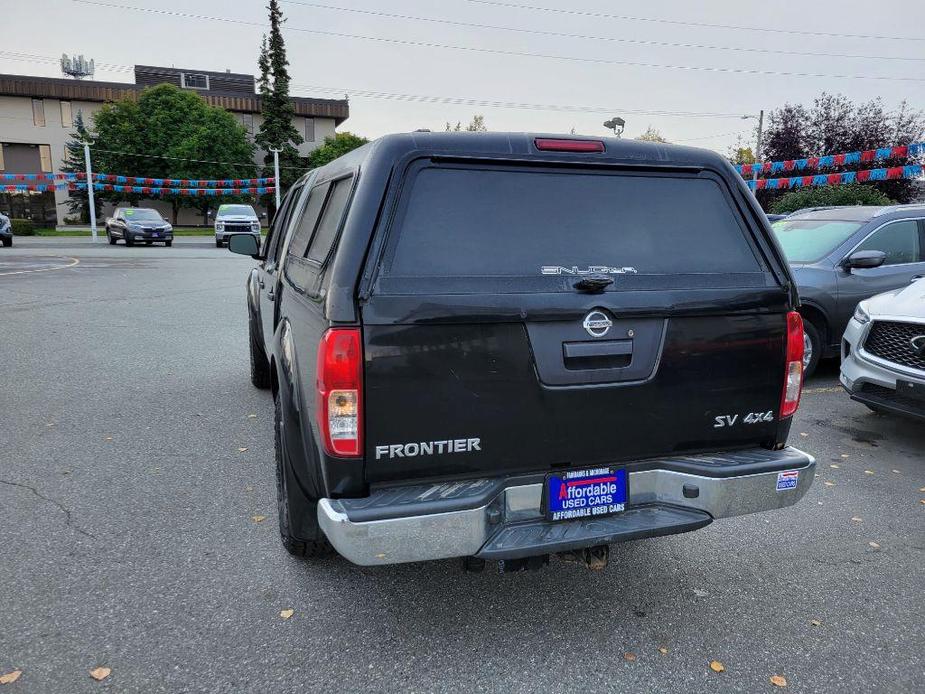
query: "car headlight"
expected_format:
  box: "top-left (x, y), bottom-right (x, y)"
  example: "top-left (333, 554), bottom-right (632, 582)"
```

top-left (853, 303), bottom-right (871, 325)
top-left (216, 222), bottom-right (224, 231)
top-left (251, 221), bottom-right (260, 231)
top-left (129, 224), bottom-right (142, 231)
top-left (164, 225), bottom-right (172, 232)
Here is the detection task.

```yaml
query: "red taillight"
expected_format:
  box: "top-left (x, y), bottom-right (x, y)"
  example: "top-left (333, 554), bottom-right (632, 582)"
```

top-left (780, 311), bottom-right (804, 418)
top-left (316, 328), bottom-right (363, 457)
top-left (534, 138), bottom-right (605, 153)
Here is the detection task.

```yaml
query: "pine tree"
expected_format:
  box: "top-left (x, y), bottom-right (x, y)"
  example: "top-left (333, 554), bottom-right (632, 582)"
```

top-left (255, 0), bottom-right (304, 202)
top-left (257, 35), bottom-right (270, 99)
top-left (61, 110), bottom-right (100, 223)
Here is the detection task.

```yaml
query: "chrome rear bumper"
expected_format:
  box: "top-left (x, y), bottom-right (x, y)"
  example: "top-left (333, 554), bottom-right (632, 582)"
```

top-left (318, 447), bottom-right (815, 566)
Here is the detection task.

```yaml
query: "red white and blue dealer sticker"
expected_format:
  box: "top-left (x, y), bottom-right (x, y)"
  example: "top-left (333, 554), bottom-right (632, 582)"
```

top-left (776, 470), bottom-right (799, 492)
top-left (546, 466), bottom-right (627, 521)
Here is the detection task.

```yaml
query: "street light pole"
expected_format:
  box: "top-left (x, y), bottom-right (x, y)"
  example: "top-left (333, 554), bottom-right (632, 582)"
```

top-left (269, 147), bottom-right (282, 211)
top-left (753, 109), bottom-right (765, 185)
top-left (83, 140), bottom-right (97, 242)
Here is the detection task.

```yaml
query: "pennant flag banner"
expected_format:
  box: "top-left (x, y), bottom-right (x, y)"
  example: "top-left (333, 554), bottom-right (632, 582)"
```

top-left (1, 173), bottom-right (78, 183)
top-left (3, 184), bottom-right (62, 192)
top-left (746, 164), bottom-right (923, 191)
top-left (88, 174), bottom-right (275, 187)
top-left (70, 183), bottom-right (274, 196)
top-left (736, 142), bottom-right (925, 177)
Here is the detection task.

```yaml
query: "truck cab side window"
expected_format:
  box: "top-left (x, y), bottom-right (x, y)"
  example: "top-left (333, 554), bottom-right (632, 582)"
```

top-left (287, 182), bottom-right (330, 259)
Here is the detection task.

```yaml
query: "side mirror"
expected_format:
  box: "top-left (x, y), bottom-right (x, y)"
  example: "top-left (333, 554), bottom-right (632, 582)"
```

top-left (228, 233), bottom-right (261, 258)
top-left (844, 250), bottom-right (886, 270)
top-left (260, 212), bottom-right (267, 219)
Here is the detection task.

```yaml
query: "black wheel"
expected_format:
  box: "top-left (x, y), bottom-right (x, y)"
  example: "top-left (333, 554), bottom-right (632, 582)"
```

top-left (249, 318), bottom-right (272, 389)
top-left (107, 229), bottom-right (116, 245)
top-left (125, 234), bottom-right (134, 247)
top-left (215, 239), bottom-right (223, 248)
top-left (274, 390), bottom-right (332, 558)
top-left (1, 237), bottom-right (11, 248)
top-left (145, 241), bottom-right (153, 245)
top-left (165, 241), bottom-right (172, 247)
top-left (802, 319), bottom-right (822, 379)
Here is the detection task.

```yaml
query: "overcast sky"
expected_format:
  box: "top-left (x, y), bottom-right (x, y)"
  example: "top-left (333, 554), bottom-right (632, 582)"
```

top-left (3, 0), bottom-right (924, 154)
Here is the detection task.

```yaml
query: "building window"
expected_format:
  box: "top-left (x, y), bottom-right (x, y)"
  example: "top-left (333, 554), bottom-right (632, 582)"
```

top-left (305, 117), bottom-right (315, 143)
top-left (61, 101), bottom-right (73, 128)
top-left (39, 145), bottom-right (53, 173)
top-left (32, 99), bottom-right (46, 127)
top-left (240, 113), bottom-right (254, 134)
top-left (180, 73), bottom-right (209, 90)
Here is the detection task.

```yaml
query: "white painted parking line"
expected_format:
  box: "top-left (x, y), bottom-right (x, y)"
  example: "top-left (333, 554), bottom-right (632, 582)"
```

top-left (0, 256), bottom-right (80, 277)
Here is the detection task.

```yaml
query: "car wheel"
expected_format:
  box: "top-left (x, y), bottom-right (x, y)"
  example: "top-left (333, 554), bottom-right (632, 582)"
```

top-left (125, 234), bottom-right (134, 247)
top-left (249, 318), bottom-right (272, 389)
top-left (215, 239), bottom-right (223, 248)
top-left (274, 389), bottom-right (332, 559)
top-left (165, 241), bottom-right (172, 247)
top-left (145, 241), bottom-right (153, 245)
top-left (107, 230), bottom-right (116, 245)
top-left (802, 320), bottom-right (822, 379)
top-left (1, 237), bottom-right (11, 248)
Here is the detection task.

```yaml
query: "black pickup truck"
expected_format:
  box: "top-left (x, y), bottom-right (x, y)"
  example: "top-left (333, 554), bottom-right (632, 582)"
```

top-left (228, 132), bottom-right (815, 571)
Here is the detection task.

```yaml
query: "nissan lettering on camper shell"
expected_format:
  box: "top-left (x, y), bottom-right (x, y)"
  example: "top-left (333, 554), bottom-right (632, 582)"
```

top-left (227, 132), bottom-right (815, 572)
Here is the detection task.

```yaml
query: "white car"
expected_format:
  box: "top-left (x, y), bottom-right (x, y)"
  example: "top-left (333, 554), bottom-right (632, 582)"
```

top-left (841, 279), bottom-right (925, 421)
top-left (214, 204), bottom-right (262, 247)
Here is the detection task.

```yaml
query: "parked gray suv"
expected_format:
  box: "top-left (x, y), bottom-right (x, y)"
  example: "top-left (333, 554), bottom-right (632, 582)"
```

top-left (771, 205), bottom-right (925, 375)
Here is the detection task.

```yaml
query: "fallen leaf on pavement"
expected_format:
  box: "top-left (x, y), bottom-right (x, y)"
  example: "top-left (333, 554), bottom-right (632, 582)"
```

top-left (709, 660), bottom-right (725, 673)
top-left (868, 541), bottom-right (880, 549)
top-left (840, 454), bottom-right (849, 459)
top-left (104, 436), bottom-right (112, 441)
top-left (810, 619), bottom-right (821, 627)
top-left (658, 647), bottom-right (668, 655)
top-left (851, 517), bottom-right (862, 522)
top-left (919, 487), bottom-right (925, 492)
top-left (0, 670), bottom-right (22, 685)
top-left (770, 674), bottom-right (788, 687)
top-left (864, 470), bottom-right (875, 475)
top-left (823, 481), bottom-right (835, 487)
top-left (244, 485), bottom-right (254, 492)
top-left (247, 414), bottom-right (257, 419)
top-left (891, 469), bottom-right (901, 474)
top-left (238, 447), bottom-right (248, 452)
top-left (623, 653), bottom-right (636, 662)
top-left (89, 667), bottom-right (111, 681)
top-left (919, 499), bottom-right (925, 505)
top-left (799, 432), bottom-right (808, 437)
top-left (830, 464), bottom-right (840, 469)
top-left (251, 515), bottom-right (267, 523)
top-left (279, 609), bottom-right (294, 620)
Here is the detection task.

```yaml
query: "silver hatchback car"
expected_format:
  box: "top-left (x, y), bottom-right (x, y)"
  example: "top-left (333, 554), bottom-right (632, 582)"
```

top-left (841, 279), bottom-right (925, 420)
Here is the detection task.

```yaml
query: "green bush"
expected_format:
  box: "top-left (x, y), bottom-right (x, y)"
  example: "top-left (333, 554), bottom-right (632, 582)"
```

top-left (769, 184), bottom-right (893, 215)
top-left (11, 218), bottom-right (35, 236)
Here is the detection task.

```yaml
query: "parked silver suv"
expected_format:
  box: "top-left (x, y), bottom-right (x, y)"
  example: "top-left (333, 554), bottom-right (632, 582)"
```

top-left (214, 204), bottom-right (261, 247)
top-left (841, 279), bottom-right (925, 420)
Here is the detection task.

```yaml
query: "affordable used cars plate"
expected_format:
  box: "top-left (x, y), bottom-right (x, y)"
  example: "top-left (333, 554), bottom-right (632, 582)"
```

top-left (546, 466), bottom-right (627, 521)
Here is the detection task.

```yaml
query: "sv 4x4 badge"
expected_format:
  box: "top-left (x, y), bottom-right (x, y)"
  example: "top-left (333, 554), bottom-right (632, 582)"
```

top-left (713, 411), bottom-right (775, 428)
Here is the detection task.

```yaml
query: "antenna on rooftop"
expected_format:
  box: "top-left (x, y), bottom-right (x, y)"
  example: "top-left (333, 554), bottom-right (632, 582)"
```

top-left (61, 54), bottom-right (95, 80)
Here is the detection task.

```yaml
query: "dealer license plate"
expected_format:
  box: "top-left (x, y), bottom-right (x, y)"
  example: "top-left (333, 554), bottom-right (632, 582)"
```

top-left (546, 466), bottom-right (627, 522)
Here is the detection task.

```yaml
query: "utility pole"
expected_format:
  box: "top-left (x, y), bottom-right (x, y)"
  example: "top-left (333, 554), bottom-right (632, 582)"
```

top-left (83, 140), bottom-right (97, 242)
top-left (269, 147), bottom-right (282, 212)
top-left (753, 110), bottom-right (765, 185)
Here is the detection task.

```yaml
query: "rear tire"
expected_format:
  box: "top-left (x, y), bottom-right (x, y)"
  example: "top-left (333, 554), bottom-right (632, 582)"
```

top-left (145, 241), bottom-right (153, 245)
top-left (802, 320), bottom-right (822, 379)
top-left (125, 234), bottom-right (134, 247)
top-left (274, 390), bottom-right (332, 559)
top-left (215, 239), bottom-right (223, 248)
top-left (165, 241), bottom-right (172, 247)
top-left (249, 318), bottom-right (272, 389)
top-left (1, 237), bottom-right (11, 247)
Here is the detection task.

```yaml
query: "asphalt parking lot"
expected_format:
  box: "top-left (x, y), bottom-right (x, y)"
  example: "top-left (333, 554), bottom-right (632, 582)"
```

top-left (2, 238), bottom-right (923, 693)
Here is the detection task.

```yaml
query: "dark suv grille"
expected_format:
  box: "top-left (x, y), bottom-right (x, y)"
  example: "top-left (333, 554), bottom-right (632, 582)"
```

top-left (864, 321), bottom-right (925, 371)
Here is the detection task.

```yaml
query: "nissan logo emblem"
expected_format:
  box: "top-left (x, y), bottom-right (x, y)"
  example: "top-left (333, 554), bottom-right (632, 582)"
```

top-left (583, 310), bottom-right (613, 338)
top-left (911, 335), bottom-right (925, 358)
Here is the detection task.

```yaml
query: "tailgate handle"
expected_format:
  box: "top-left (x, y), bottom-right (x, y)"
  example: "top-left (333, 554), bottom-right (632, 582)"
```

top-left (563, 340), bottom-right (633, 359)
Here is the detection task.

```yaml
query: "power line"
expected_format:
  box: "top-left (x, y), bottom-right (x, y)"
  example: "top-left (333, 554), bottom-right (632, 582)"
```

top-left (0, 50), bottom-right (758, 119)
top-left (281, 1), bottom-right (925, 63)
top-left (68, 0), bottom-right (925, 82)
top-left (90, 148), bottom-right (306, 171)
top-left (466, 0), bottom-right (925, 43)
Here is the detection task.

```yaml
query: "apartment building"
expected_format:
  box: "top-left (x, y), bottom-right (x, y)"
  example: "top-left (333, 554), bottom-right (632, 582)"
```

top-left (0, 65), bottom-right (349, 225)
